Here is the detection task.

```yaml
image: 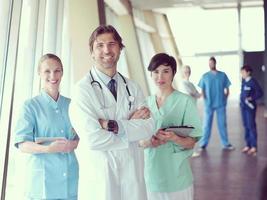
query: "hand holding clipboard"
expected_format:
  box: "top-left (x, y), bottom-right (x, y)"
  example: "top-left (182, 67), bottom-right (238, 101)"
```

top-left (162, 125), bottom-right (194, 137)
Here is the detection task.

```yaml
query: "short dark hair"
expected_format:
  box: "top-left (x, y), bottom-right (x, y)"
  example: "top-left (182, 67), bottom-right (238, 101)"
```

top-left (147, 53), bottom-right (177, 75)
top-left (89, 25), bottom-right (125, 53)
top-left (38, 53), bottom-right (63, 72)
top-left (241, 65), bottom-right (253, 73)
top-left (209, 56), bottom-right (216, 64)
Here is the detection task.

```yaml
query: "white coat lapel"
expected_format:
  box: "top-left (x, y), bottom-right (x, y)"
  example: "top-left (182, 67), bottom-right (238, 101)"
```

top-left (91, 69), bottom-right (117, 119)
top-left (116, 74), bottom-right (129, 118)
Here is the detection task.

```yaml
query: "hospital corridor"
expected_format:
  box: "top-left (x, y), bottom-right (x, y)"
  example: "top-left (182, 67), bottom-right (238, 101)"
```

top-left (0, 0), bottom-right (267, 200)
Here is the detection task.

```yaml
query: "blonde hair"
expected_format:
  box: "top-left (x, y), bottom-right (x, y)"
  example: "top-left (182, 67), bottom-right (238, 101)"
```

top-left (181, 65), bottom-right (191, 74)
top-left (38, 53), bottom-right (63, 72)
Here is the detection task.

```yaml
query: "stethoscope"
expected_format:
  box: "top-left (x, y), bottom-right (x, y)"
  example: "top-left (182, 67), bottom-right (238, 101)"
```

top-left (90, 70), bottom-right (135, 110)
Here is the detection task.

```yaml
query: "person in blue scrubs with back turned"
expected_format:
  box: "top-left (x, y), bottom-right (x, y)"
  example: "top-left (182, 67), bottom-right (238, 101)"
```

top-left (240, 65), bottom-right (263, 156)
top-left (14, 54), bottom-right (79, 200)
top-left (198, 56), bottom-right (234, 151)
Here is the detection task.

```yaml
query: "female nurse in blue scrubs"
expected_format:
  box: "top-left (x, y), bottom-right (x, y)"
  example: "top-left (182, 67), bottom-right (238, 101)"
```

top-left (141, 53), bottom-right (202, 200)
top-left (240, 65), bottom-right (263, 156)
top-left (14, 54), bottom-right (79, 200)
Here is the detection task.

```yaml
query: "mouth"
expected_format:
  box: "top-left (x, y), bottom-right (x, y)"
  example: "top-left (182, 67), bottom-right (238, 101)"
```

top-left (102, 55), bottom-right (113, 60)
top-left (48, 80), bottom-right (59, 84)
top-left (157, 81), bottom-right (165, 85)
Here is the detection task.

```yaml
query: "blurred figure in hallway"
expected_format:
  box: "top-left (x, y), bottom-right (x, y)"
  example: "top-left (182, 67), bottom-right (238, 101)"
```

top-left (198, 56), bottom-right (234, 151)
top-left (240, 65), bottom-right (263, 156)
top-left (179, 65), bottom-right (202, 157)
top-left (179, 65), bottom-right (201, 103)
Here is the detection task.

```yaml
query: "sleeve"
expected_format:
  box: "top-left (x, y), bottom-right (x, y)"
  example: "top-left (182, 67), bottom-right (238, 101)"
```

top-left (252, 79), bottom-right (263, 101)
top-left (14, 101), bottom-right (35, 148)
top-left (224, 73), bottom-right (231, 88)
top-left (190, 83), bottom-right (201, 98)
top-left (69, 83), bottom-right (128, 151)
top-left (182, 97), bottom-right (202, 141)
top-left (198, 76), bottom-right (204, 89)
top-left (118, 83), bottom-right (155, 142)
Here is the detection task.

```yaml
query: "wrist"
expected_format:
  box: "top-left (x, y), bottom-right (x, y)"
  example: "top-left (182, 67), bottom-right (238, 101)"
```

top-left (107, 120), bottom-right (118, 134)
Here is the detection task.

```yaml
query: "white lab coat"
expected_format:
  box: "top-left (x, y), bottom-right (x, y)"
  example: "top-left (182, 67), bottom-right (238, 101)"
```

top-left (69, 69), bottom-right (155, 200)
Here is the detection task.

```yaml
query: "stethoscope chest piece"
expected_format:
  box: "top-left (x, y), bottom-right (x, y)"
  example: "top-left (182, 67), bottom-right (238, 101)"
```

top-left (128, 96), bottom-right (135, 102)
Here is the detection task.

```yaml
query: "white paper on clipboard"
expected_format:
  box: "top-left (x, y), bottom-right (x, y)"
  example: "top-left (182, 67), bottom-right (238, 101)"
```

top-left (163, 126), bottom-right (194, 137)
top-left (35, 137), bottom-right (66, 144)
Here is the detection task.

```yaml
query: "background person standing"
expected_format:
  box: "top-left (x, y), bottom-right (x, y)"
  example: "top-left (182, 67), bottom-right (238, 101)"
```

top-left (198, 56), bottom-right (234, 151)
top-left (240, 65), bottom-right (263, 156)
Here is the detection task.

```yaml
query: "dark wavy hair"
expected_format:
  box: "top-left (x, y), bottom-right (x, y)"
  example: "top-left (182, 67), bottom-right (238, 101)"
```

top-left (89, 25), bottom-right (125, 53)
top-left (147, 53), bottom-right (177, 75)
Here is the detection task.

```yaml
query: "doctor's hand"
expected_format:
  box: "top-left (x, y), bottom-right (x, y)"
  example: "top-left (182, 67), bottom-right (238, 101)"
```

top-left (98, 119), bottom-right (108, 129)
top-left (129, 107), bottom-right (150, 120)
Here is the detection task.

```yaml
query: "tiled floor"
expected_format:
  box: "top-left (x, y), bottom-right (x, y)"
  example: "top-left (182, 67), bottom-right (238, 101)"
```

top-left (191, 100), bottom-right (267, 200)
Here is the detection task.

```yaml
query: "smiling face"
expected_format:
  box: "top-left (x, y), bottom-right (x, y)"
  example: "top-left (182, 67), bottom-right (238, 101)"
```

top-left (39, 58), bottom-right (63, 93)
top-left (91, 33), bottom-right (121, 73)
top-left (151, 65), bottom-right (174, 90)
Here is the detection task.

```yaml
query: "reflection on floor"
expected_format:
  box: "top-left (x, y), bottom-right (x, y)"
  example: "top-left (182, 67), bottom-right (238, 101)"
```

top-left (192, 100), bottom-right (267, 200)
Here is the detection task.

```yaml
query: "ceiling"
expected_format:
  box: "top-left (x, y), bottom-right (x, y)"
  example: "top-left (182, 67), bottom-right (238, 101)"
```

top-left (130, 0), bottom-right (263, 10)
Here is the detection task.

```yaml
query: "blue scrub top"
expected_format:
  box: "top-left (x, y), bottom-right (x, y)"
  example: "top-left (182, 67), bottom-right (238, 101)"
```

top-left (240, 77), bottom-right (263, 108)
top-left (14, 91), bottom-right (79, 199)
top-left (198, 71), bottom-right (231, 108)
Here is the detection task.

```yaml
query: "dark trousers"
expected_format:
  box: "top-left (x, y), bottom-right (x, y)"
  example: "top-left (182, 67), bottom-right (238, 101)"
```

top-left (241, 106), bottom-right (257, 148)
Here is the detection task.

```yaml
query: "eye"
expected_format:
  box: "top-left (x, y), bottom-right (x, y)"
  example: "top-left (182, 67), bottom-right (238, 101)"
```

top-left (109, 42), bottom-right (116, 46)
top-left (96, 43), bottom-right (104, 48)
top-left (44, 70), bottom-right (51, 73)
top-left (163, 69), bottom-right (170, 73)
top-left (55, 69), bottom-right (62, 73)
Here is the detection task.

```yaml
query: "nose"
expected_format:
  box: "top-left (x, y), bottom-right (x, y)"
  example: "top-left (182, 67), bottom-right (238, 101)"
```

top-left (50, 72), bottom-right (56, 79)
top-left (103, 44), bottom-right (110, 54)
top-left (158, 72), bottom-right (163, 79)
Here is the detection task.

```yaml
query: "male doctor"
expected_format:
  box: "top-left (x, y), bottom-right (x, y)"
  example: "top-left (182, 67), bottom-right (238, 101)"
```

top-left (69, 25), bottom-right (155, 200)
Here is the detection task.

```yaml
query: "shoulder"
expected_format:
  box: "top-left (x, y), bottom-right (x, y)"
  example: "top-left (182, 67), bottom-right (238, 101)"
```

top-left (201, 72), bottom-right (210, 79)
top-left (59, 95), bottom-right (71, 104)
top-left (218, 71), bottom-right (228, 77)
top-left (20, 95), bottom-right (42, 113)
top-left (118, 74), bottom-right (142, 91)
top-left (173, 90), bottom-right (192, 101)
top-left (75, 72), bottom-right (91, 89)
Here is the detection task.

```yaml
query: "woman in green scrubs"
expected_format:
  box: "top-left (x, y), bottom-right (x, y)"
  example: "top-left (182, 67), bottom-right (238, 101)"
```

top-left (14, 54), bottom-right (79, 200)
top-left (143, 53), bottom-right (202, 200)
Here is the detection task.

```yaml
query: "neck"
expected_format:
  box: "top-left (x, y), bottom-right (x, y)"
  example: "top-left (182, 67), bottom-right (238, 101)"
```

top-left (95, 64), bottom-right (117, 78)
top-left (183, 76), bottom-right (189, 81)
top-left (44, 88), bottom-right (59, 101)
top-left (156, 87), bottom-right (174, 100)
top-left (211, 67), bottom-right (217, 71)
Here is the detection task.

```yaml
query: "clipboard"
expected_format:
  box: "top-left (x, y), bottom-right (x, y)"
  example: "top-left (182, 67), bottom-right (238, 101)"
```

top-left (35, 137), bottom-right (66, 144)
top-left (162, 125), bottom-right (194, 137)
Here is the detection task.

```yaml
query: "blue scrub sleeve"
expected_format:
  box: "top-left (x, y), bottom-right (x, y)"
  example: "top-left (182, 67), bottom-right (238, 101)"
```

top-left (14, 101), bottom-right (35, 148)
top-left (223, 73), bottom-right (231, 88)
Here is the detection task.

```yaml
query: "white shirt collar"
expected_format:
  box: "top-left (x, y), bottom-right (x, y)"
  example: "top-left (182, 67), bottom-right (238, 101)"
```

top-left (93, 67), bottom-right (118, 86)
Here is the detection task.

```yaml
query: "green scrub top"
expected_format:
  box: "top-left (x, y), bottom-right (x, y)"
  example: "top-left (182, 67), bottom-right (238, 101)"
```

top-left (144, 90), bottom-right (202, 192)
top-left (14, 91), bottom-right (79, 199)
